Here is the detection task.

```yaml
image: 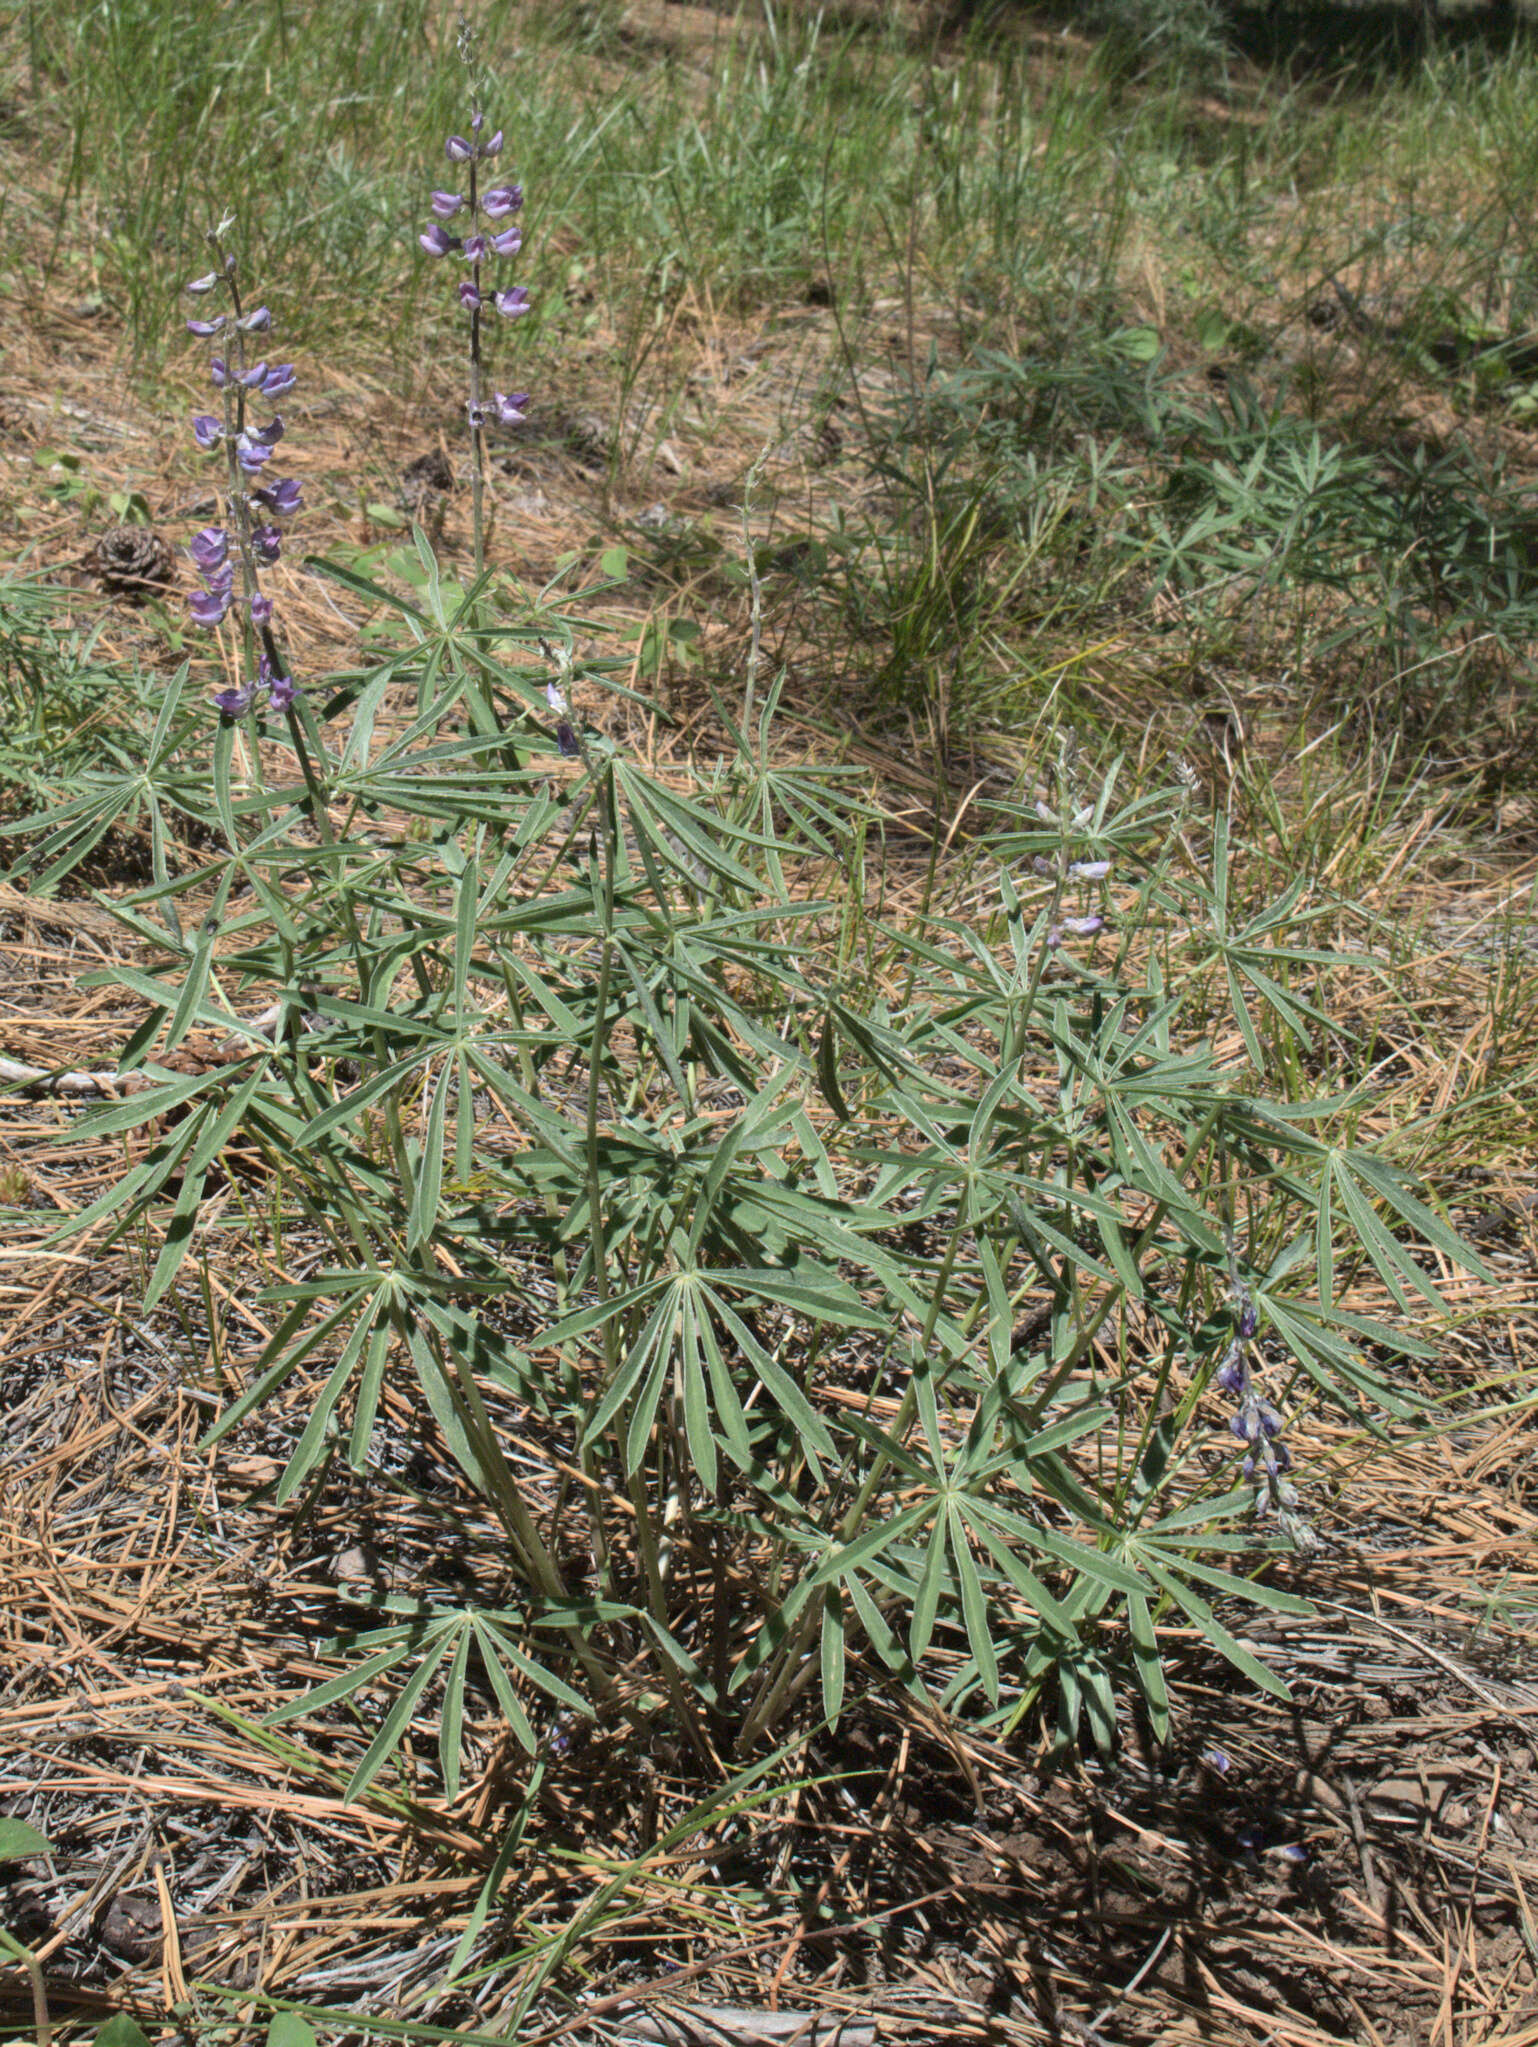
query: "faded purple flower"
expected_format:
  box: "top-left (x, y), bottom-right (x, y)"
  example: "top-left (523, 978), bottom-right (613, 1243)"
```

top-left (209, 357), bottom-right (230, 387)
top-left (250, 593), bottom-right (273, 625)
top-left (481, 184), bottom-right (523, 219)
top-left (546, 681), bottom-right (568, 714)
top-left (250, 523), bottom-right (282, 563)
top-left (1068, 859), bottom-right (1111, 881)
top-left (494, 286), bottom-right (530, 319)
top-left (431, 190), bottom-right (465, 219)
top-left (463, 233), bottom-right (488, 263)
top-left (252, 477), bottom-right (301, 516)
top-left (420, 222), bottom-right (460, 258)
top-left (189, 588), bottom-right (233, 627)
top-left (493, 391), bottom-right (528, 425)
top-left (186, 271), bottom-right (221, 296)
top-left (480, 128), bottom-right (503, 159)
top-left (187, 316), bottom-right (225, 338)
top-left (189, 527), bottom-right (228, 571)
top-left (490, 225), bottom-right (523, 258)
top-left (236, 306), bottom-right (271, 332)
top-left (446, 135), bottom-right (474, 162)
top-left (213, 680), bottom-right (256, 718)
top-left (458, 280), bottom-right (482, 310)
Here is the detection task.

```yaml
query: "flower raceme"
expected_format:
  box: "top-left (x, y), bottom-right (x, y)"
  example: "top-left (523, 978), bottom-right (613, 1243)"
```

top-left (183, 235), bottom-right (302, 718)
top-left (418, 110), bottom-right (531, 459)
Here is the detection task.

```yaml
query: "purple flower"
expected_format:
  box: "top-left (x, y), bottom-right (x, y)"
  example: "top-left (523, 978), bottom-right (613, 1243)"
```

top-left (187, 316), bottom-right (225, 337)
top-left (430, 190), bottom-right (464, 219)
top-left (1213, 1343), bottom-right (1246, 1397)
top-left (253, 477), bottom-right (301, 516)
top-left (267, 668), bottom-right (299, 713)
top-left (202, 560), bottom-right (235, 596)
top-left (490, 225), bottom-right (523, 258)
top-left (186, 271), bottom-right (221, 296)
top-left (494, 390), bottom-right (529, 424)
top-left (446, 135), bottom-right (474, 162)
top-left (480, 128), bottom-right (503, 158)
top-left (236, 434), bottom-right (275, 472)
top-left (546, 681), bottom-right (568, 714)
top-left (237, 306), bottom-right (271, 332)
top-left (420, 222), bottom-right (461, 258)
top-left (189, 527), bottom-right (228, 571)
top-left (190, 589), bottom-right (233, 627)
top-left (556, 722), bottom-right (581, 759)
top-left (494, 286), bottom-right (530, 319)
top-left (482, 184), bottom-right (523, 219)
top-left (1060, 914), bottom-right (1104, 938)
top-left (458, 280), bottom-right (482, 310)
top-left (213, 680), bottom-right (257, 717)
top-left (250, 593), bottom-right (273, 624)
top-left (259, 362), bottom-right (296, 397)
top-left (251, 523), bottom-right (282, 563)
top-left (192, 413), bottom-right (223, 449)
top-left (1068, 859), bottom-right (1111, 880)
top-left (463, 233), bottom-right (488, 262)
top-left (209, 356), bottom-right (230, 387)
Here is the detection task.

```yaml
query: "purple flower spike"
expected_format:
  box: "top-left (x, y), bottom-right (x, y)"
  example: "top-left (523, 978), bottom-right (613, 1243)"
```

top-left (458, 280), bottom-right (482, 310)
top-left (260, 363), bottom-right (296, 397)
top-left (267, 669), bottom-right (299, 712)
top-left (431, 190), bottom-right (465, 219)
top-left (250, 593), bottom-right (273, 624)
top-left (494, 286), bottom-right (530, 318)
top-left (420, 222), bottom-right (460, 258)
top-left (192, 413), bottom-right (223, 449)
top-left (253, 477), bottom-right (302, 515)
top-left (463, 233), bottom-right (488, 262)
top-left (482, 184), bottom-right (523, 218)
top-left (237, 306), bottom-right (271, 332)
top-left (186, 271), bottom-right (221, 296)
top-left (187, 317), bottom-right (225, 338)
top-left (189, 527), bottom-right (228, 571)
top-left (494, 390), bottom-right (529, 424)
top-left (446, 135), bottom-right (474, 162)
top-left (251, 523), bottom-right (282, 563)
top-left (190, 589), bottom-right (233, 627)
top-left (213, 681), bottom-right (256, 718)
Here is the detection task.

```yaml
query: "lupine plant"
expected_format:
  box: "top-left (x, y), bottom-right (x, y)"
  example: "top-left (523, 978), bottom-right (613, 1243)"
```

top-left (9, 76), bottom-right (1492, 1807)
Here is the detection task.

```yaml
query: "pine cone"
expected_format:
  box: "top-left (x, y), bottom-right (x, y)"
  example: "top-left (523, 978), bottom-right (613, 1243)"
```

top-left (91, 524), bottom-right (175, 598)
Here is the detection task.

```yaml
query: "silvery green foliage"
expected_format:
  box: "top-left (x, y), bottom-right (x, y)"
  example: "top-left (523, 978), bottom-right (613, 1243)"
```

top-left (19, 577), bottom-right (1487, 1787)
